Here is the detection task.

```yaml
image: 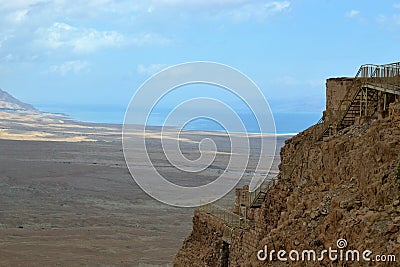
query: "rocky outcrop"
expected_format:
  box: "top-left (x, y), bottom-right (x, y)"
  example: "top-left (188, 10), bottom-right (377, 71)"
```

top-left (174, 211), bottom-right (227, 267)
top-left (174, 99), bottom-right (400, 266)
top-left (0, 88), bottom-right (37, 111)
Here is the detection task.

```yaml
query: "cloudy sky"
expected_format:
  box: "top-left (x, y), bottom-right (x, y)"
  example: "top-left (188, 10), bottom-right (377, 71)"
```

top-left (0, 1), bottom-right (399, 129)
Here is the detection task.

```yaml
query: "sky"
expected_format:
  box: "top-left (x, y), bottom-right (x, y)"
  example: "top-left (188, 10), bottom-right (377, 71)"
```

top-left (0, 1), bottom-right (400, 132)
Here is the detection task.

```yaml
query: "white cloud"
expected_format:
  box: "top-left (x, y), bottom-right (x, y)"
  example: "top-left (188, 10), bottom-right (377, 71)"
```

top-left (6, 9), bottom-right (29, 23)
top-left (2, 0), bottom-right (291, 26)
top-left (394, 3), bottom-right (400, 9)
top-left (0, 54), bottom-right (14, 62)
top-left (147, 0), bottom-right (290, 21)
top-left (131, 33), bottom-right (173, 46)
top-left (49, 60), bottom-right (90, 75)
top-left (346, 10), bottom-right (360, 18)
top-left (0, 0), bottom-right (48, 11)
top-left (137, 64), bottom-right (168, 75)
top-left (0, 34), bottom-right (12, 49)
top-left (0, 0), bottom-right (288, 66)
top-left (36, 22), bottom-right (125, 53)
top-left (151, 0), bottom-right (250, 8)
top-left (35, 22), bottom-right (172, 53)
top-left (377, 14), bottom-right (400, 26)
top-left (149, 0), bottom-right (289, 9)
top-left (266, 1), bottom-right (291, 12)
top-left (223, 1), bottom-right (290, 21)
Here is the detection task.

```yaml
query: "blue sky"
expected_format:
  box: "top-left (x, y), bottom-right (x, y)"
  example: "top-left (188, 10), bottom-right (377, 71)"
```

top-left (0, 1), bottom-right (399, 131)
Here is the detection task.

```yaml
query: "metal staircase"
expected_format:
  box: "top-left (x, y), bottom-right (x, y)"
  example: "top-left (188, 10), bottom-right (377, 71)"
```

top-left (319, 62), bottom-right (400, 140)
top-left (248, 177), bottom-right (278, 208)
top-left (338, 86), bottom-right (379, 130)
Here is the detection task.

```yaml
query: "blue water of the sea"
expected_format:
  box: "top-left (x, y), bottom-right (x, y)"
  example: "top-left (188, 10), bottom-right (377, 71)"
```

top-left (36, 104), bottom-right (321, 134)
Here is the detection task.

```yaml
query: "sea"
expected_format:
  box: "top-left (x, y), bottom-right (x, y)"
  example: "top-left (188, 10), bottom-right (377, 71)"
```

top-left (36, 104), bottom-right (321, 135)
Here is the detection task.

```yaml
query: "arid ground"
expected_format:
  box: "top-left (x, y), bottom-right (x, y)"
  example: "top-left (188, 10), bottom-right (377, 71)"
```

top-left (0, 127), bottom-right (285, 266)
top-left (0, 90), bottom-right (286, 266)
top-left (0, 138), bottom-right (195, 266)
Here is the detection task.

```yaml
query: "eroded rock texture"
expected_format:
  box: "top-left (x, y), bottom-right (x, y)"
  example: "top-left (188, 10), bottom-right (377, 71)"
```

top-left (175, 94), bottom-right (400, 266)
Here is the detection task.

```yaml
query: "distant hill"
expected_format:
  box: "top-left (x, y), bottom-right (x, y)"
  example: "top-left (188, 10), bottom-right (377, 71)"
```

top-left (0, 88), bottom-right (122, 142)
top-left (0, 88), bottom-right (37, 111)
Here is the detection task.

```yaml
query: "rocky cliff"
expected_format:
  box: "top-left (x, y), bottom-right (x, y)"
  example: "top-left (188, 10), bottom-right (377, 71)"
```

top-left (174, 85), bottom-right (400, 266)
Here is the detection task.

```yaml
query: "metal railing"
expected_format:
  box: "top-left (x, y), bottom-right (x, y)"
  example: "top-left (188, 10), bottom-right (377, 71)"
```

top-left (319, 61), bottom-right (400, 140)
top-left (356, 64), bottom-right (381, 78)
top-left (357, 63), bottom-right (400, 79)
top-left (222, 225), bottom-right (234, 244)
top-left (198, 201), bottom-right (248, 229)
top-left (248, 176), bottom-right (278, 207)
top-left (213, 197), bottom-right (236, 211)
top-left (357, 63), bottom-right (400, 95)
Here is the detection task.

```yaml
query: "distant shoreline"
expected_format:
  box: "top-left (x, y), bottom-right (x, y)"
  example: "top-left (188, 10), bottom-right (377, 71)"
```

top-left (35, 104), bottom-right (314, 135)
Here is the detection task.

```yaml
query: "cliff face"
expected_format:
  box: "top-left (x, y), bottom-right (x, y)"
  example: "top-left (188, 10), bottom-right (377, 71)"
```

top-left (174, 89), bottom-right (400, 266)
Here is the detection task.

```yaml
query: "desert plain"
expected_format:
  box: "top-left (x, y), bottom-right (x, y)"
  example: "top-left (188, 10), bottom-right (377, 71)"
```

top-left (0, 100), bottom-right (286, 266)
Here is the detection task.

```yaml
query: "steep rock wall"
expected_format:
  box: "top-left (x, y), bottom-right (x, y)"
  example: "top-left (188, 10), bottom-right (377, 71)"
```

top-left (175, 109), bottom-right (400, 267)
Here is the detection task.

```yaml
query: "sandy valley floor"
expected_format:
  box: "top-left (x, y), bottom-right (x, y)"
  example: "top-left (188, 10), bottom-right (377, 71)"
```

top-left (0, 115), bottom-right (286, 266)
top-left (0, 139), bottom-right (195, 266)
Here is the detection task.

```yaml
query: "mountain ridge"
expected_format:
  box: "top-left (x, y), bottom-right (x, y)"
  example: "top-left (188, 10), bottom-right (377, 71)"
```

top-left (0, 88), bottom-right (37, 111)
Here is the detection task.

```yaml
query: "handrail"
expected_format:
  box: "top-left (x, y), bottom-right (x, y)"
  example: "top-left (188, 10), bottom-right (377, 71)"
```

top-left (356, 64), bottom-right (381, 78)
top-left (358, 63), bottom-right (400, 95)
top-left (198, 201), bottom-right (248, 229)
top-left (319, 61), bottom-right (400, 139)
top-left (357, 63), bottom-right (400, 79)
top-left (222, 225), bottom-right (233, 244)
top-left (248, 176), bottom-right (278, 207)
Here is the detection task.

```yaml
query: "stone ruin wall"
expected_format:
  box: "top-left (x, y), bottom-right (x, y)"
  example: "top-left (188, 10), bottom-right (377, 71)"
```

top-left (324, 77), bottom-right (399, 125)
top-left (324, 77), bottom-right (358, 124)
